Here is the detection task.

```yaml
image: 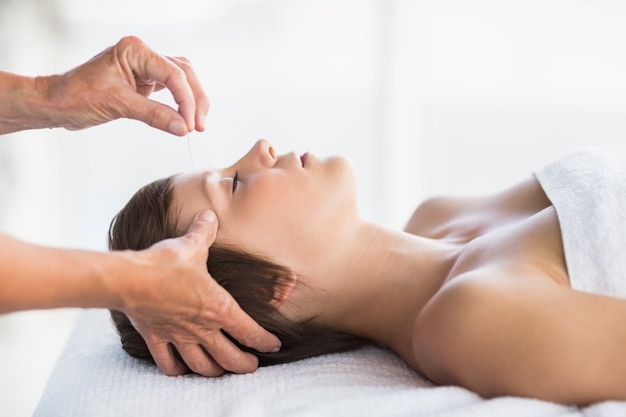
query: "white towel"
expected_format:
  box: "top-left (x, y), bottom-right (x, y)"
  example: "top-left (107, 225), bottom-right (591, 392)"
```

top-left (534, 146), bottom-right (626, 298)
top-left (34, 309), bottom-right (593, 417)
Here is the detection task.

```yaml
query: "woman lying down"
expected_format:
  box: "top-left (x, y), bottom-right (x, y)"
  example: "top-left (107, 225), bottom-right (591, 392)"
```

top-left (109, 139), bottom-right (626, 405)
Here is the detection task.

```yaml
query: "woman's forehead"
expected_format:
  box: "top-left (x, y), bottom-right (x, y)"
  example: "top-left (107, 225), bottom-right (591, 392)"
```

top-left (170, 171), bottom-right (219, 234)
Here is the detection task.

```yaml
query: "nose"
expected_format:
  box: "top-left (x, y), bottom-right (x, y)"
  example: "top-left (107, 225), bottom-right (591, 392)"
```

top-left (252, 139), bottom-right (277, 167)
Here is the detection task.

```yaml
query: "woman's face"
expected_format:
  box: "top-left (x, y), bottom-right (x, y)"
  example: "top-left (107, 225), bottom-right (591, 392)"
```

top-left (171, 139), bottom-right (358, 271)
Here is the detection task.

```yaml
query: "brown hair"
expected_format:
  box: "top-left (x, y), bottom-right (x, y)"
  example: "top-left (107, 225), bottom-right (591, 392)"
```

top-left (108, 176), bottom-right (367, 368)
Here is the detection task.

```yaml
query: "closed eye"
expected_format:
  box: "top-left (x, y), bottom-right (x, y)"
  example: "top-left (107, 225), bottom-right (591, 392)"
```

top-left (232, 171), bottom-right (239, 193)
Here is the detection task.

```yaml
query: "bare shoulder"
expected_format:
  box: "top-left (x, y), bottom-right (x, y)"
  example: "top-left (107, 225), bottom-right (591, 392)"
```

top-left (412, 270), bottom-right (626, 404)
top-left (403, 177), bottom-right (552, 240)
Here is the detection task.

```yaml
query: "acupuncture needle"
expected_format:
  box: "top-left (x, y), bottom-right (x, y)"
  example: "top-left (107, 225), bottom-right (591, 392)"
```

top-left (186, 133), bottom-right (196, 174)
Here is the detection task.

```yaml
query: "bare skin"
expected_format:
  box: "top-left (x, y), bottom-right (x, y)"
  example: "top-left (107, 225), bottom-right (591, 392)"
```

top-left (171, 140), bottom-right (625, 404)
top-left (406, 178), bottom-right (626, 404)
top-left (284, 176), bottom-right (624, 405)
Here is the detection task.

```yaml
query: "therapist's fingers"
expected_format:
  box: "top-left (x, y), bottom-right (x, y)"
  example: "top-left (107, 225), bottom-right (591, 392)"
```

top-left (219, 298), bottom-right (283, 355)
top-left (167, 56), bottom-right (210, 132)
top-left (123, 93), bottom-right (190, 136)
top-left (119, 36), bottom-right (208, 134)
top-left (181, 209), bottom-right (219, 250)
top-left (122, 49), bottom-right (194, 133)
top-left (143, 334), bottom-right (189, 376)
top-left (199, 323), bottom-right (262, 374)
top-left (175, 344), bottom-right (225, 377)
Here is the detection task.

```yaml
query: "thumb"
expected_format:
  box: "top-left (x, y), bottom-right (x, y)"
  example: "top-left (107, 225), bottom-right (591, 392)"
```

top-left (184, 210), bottom-right (219, 249)
top-left (123, 94), bottom-right (189, 136)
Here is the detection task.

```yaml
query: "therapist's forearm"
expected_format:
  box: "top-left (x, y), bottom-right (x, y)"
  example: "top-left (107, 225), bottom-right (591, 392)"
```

top-left (0, 71), bottom-right (62, 135)
top-left (0, 234), bottom-right (131, 313)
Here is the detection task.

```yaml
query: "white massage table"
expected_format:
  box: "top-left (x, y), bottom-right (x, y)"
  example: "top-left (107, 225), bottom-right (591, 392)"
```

top-left (34, 309), bottom-right (625, 416)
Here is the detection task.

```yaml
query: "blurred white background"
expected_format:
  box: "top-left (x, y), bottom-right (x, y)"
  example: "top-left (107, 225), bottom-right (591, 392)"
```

top-left (1, 0), bottom-right (625, 415)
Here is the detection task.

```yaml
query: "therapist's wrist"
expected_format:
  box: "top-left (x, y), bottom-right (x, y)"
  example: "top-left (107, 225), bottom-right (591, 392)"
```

top-left (100, 250), bottom-right (144, 313)
top-left (33, 74), bottom-right (70, 130)
top-left (0, 72), bottom-right (62, 134)
top-left (103, 248), bottom-right (171, 316)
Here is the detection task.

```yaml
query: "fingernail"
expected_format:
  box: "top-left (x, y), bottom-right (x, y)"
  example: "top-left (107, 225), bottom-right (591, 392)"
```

top-left (199, 210), bottom-right (217, 223)
top-left (169, 120), bottom-right (188, 136)
top-left (270, 345), bottom-right (281, 353)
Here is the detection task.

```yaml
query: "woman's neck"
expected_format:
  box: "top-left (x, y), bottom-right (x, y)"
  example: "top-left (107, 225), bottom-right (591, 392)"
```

top-left (286, 220), bottom-right (462, 360)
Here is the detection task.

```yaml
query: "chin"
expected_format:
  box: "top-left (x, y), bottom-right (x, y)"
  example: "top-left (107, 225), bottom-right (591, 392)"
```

top-left (325, 156), bottom-right (358, 211)
top-left (326, 155), bottom-right (355, 176)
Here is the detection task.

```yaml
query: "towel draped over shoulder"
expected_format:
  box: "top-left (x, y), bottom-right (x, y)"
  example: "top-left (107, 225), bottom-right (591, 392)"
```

top-left (534, 146), bottom-right (626, 299)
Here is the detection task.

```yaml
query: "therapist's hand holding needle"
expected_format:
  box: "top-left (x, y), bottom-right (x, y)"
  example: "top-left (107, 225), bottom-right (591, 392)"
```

top-left (0, 36), bottom-right (282, 376)
top-left (0, 36), bottom-right (208, 135)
